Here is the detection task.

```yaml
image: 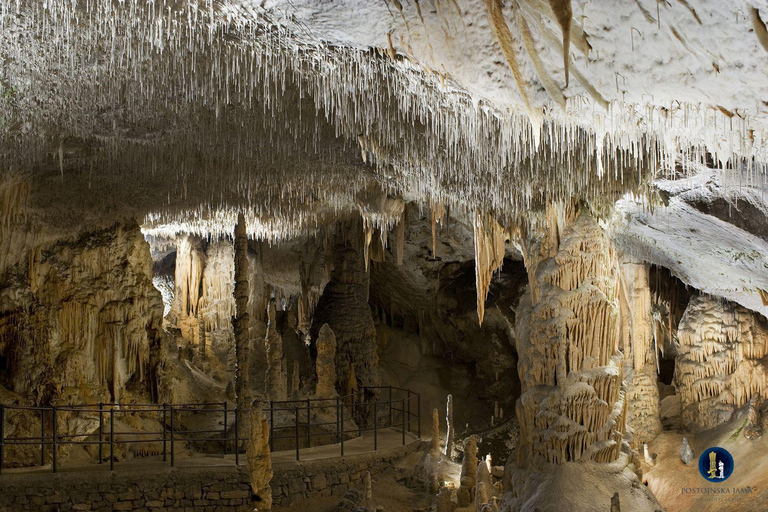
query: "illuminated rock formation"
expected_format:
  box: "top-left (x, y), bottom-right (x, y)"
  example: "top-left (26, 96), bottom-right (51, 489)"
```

top-left (233, 213), bottom-right (252, 412)
top-left (0, 221), bottom-right (163, 405)
top-left (315, 323), bottom-right (338, 397)
top-left (265, 300), bottom-right (287, 402)
top-left (619, 258), bottom-right (661, 445)
top-left (676, 294), bottom-right (768, 431)
top-left (310, 223), bottom-right (380, 394)
top-left (515, 210), bottom-right (625, 468)
top-left (171, 235), bottom-right (205, 346)
top-left (247, 399), bottom-right (273, 510)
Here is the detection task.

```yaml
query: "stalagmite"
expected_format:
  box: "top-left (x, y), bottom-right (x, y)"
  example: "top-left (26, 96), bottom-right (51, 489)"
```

top-left (611, 492), bottom-right (621, 512)
top-left (436, 487), bottom-right (458, 512)
top-left (744, 394), bottom-right (763, 440)
top-left (265, 300), bottom-right (287, 402)
top-left (459, 435), bottom-right (479, 504)
top-left (680, 437), bottom-right (694, 465)
top-left (315, 324), bottom-right (338, 397)
top-left (233, 213), bottom-right (252, 413)
top-left (290, 360), bottom-right (300, 399)
top-left (247, 399), bottom-right (273, 510)
top-left (445, 394), bottom-right (454, 458)
top-left (311, 222), bottom-right (379, 395)
top-left (432, 408), bottom-right (441, 456)
top-left (365, 471), bottom-right (373, 508)
top-left (515, 211), bottom-right (626, 468)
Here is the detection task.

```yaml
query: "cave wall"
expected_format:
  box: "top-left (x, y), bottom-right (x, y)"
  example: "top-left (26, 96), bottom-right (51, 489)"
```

top-left (0, 220), bottom-right (163, 405)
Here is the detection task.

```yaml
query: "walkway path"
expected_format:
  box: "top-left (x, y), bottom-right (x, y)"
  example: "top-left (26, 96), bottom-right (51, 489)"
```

top-left (1, 428), bottom-right (420, 475)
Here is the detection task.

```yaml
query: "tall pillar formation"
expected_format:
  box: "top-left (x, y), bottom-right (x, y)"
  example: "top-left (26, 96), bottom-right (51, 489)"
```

top-left (310, 221), bottom-right (379, 393)
top-left (515, 209), bottom-right (625, 468)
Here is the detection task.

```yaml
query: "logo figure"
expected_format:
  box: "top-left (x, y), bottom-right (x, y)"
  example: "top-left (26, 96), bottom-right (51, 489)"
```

top-left (698, 447), bottom-right (734, 482)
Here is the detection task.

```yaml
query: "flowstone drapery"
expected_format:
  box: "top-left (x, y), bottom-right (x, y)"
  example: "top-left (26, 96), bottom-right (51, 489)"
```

top-left (675, 294), bottom-right (768, 431)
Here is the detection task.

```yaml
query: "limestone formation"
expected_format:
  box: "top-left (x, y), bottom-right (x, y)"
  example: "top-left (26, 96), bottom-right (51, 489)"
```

top-left (473, 213), bottom-right (507, 325)
top-left (611, 492), bottom-right (621, 512)
top-left (458, 436), bottom-right (478, 503)
top-left (445, 394), bottom-right (455, 458)
top-left (475, 457), bottom-right (494, 511)
top-left (315, 323), bottom-right (338, 397)
top-left (290, 360), bottom-right (300, 399)
top-left (247, 399), bottom-right (273, 510)
top-left (432, 408), bottom-right (441, 456)
top-left (0, 221), bottom-right (163, 405)
top-left (675, 294), bottom-right (768, 431)
top-left (744, 394), bottom-right (763, 440)
top-left (680, 437), bottom-right (694, 465)
top-left (171, 235), bottom-right (206, 346)
top-left (233, 213), bottom-right (252, 413)
top-left (265, 300), bottom-right (288, 402)
top-left (619, 258), bottom-right (662, 445)
top-left (364, 471), bottom-right (372, 508)
top-left (310, 223), bottom-right (380, 395)
top-left (515, 211), bottom-right (626, 468)
top-left (436, 487), bottom-right (458, 512)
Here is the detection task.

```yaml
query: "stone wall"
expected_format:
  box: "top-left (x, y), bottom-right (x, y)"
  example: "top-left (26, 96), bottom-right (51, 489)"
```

top-left (271, 440), bottom-right (420, 507)
top-left (0, 441), bottom-right (422, 511)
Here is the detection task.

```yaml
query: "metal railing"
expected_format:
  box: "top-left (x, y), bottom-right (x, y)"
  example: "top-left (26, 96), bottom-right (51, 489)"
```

top-left (0, 386), bottom-right (420, 474)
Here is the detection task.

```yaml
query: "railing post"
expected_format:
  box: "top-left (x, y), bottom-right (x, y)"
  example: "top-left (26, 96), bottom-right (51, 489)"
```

top-left (162, 403), bottom-right (167, 462)
top-left (98, 403), bottom-right (103, 464)
top-left (40, 408), bottom-right (45, 466)
top-left (407, 390), bottom-right (411, 434)
top-left (269, 401), bottom-right (274, 452)
top-left (335, 396), bottom-right (340, 444)
top-left (223, 402), bottom-right (228, 455)
top-left (0, 405), bottom-right (5, 475)
top-left (306, 398), bottom-right (311, 449)
top-left (52, 406), bottom-right (58, 473)
top-left (401, 398), bottom-right (405, 446)
top-left (294, 406), bottom-right (300, 462)
top-left (170, 405), bottom-right (175, 467)
top-left (340, 399), bottom-right (344, 457)
top-left (417, 393), bottom-right (421, 439)
top-left (234, 407), bottom-right (239, 466)
top-left (373, 399), bottom-right (378, 452)
top-left (109, 407), bottom-right (114, 471)
top-left (388, 387), bottom-right (393, 427)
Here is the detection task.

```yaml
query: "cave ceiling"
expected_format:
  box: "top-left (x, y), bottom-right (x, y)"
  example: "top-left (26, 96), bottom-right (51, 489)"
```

top-left (1, 0), bottom-right (768, 245)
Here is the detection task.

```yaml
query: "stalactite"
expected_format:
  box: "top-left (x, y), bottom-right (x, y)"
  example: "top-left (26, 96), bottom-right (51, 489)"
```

top-left (473, 212), bottom-right (507, 325)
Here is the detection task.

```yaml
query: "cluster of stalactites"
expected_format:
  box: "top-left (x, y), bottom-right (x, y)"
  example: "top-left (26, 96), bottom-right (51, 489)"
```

top-left (0, 0), bottom-right (716, 243)
top-left (473, 212), bottom-right (508, 325)
top-left (675, 294), bottom-right (768, 430)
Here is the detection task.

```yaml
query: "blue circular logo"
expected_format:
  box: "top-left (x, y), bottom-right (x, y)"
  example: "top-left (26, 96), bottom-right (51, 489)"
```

top-left (698, 447), bottom-right (734, 482)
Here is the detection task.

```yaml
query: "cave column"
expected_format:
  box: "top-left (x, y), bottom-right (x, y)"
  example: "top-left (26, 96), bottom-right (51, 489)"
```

top-left (233, 214), bottom-right (251, 414)
top-left (514, 206), bottom-right (626, 469)
top-left (619, 257), bottom-right (662, 445)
